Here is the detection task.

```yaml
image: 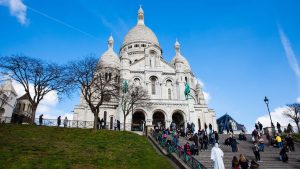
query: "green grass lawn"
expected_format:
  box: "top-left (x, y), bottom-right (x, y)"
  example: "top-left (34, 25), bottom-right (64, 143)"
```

top-left (0, 124), bottom-right (173, 169)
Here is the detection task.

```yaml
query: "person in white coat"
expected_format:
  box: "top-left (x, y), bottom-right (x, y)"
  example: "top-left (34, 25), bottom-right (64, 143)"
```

top-left (211, 143), bottom-right (225, 169)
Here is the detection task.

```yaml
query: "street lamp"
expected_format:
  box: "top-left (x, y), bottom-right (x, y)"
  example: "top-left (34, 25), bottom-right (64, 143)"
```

top-left (264, 96), bottom-right (274, 128)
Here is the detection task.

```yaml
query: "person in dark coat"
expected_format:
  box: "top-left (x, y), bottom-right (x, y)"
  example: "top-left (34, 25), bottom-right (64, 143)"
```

top-left (277, 122), bottom-right (281, 133)
top-left (57, 116), bottom-right (61, 127)
top-left (100, 118), bottom-right (104, 129)
top-left (97, 117), bottom-right (101, 129)
top-left (209, 123), bottom-right (213, 133)
top-left (231, 137), bottom-right (239, 152)
top-left (215, 131), bottom-right (219, 143)
top-left (286, 134), bottom-right (295, 152)
top-left (39, 114), bottom-right (43, 125)
top-left (203, 134), bottom-right (208, 151)
top-left (193, 133), bottom-right (199, 147)
top-left (279, 146), bottom-right (289, 162)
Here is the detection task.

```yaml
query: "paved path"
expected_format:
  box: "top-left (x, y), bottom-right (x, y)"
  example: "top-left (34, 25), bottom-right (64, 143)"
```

top-left (178, 134), bottom-right (300, 169)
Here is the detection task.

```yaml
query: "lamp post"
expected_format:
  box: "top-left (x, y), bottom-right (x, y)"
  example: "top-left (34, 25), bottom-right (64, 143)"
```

top-left (264, 96), bottom-right (274, 129)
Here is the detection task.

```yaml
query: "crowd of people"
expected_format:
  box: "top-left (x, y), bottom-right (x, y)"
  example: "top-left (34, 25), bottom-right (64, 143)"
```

top-left (153, 120), bottom-right (298, 169)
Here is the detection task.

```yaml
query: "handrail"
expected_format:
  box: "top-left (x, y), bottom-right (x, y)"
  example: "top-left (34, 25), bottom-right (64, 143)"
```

top-left (151, 131), bottom-right (207, 169)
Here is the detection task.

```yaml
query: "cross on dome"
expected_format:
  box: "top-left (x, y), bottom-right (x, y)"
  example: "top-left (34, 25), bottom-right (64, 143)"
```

top-left (175, 38), bottom-right (180, 53)
top-left (108, 34), bottom-right (114, 49)
top-left (137, 5), bottom-right (144, 25)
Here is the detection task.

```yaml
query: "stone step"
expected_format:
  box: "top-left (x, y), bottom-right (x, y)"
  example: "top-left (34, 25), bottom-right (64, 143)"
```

top-left (178, 134), bottom-right (300, 169)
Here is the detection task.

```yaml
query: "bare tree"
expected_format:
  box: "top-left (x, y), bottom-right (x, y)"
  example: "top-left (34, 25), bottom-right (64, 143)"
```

top-left (67, 56), bottom-right (121, 129)
top-left (120, 84), bottom-right (149, 131)
top-left (284, 103), bottom-right (300, 133)
top-left (0, 55), bottom-right (70, 123)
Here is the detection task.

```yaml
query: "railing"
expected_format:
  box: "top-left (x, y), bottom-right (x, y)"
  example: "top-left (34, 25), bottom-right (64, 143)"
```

top-left (0, 116), bottom-right (136, 131)
top-left (151, 131), bottom-right (206, 169)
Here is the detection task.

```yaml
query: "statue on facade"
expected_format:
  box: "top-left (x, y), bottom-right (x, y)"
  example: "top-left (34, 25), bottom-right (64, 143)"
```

top-left (184, 82), bottom-right (190, 99)
top-left (122, 80), bottom-right (128, 94)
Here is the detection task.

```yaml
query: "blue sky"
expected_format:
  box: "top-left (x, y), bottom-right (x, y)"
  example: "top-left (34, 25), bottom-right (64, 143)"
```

top-left (1, 0), bottom-right (299, 131)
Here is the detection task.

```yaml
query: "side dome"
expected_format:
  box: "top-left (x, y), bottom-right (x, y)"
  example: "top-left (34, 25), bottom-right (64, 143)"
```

top-left (99, 35), bottom-right (120, 69)
top-left (170, 39), bottom-right (191, 71)
top-left (122, 6), bottom-right (159, 47)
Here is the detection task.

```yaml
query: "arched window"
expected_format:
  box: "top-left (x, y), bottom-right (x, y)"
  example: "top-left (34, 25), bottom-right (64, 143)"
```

top-left (168, 88), bottom-right (171, 100)
top-left (134, 78), bottom-right (140, 86)
top-left (150, 76), bottom-right (157, 95)
top-left (185, 77), bottom-right (188, 83)
top-left (108, 73), bottom-right (112, 81)
top-left (105, 73), bottom-right (108, 81)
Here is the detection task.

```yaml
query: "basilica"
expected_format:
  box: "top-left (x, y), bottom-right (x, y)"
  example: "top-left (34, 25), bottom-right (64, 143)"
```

top-left (73, 6), bottom-right (217, 131)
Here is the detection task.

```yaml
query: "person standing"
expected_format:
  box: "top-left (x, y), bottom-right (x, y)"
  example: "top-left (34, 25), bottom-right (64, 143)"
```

top-left (252, 142), bottom-right (260, 162)
top-left (39, 114), bottom-right (43, 125)
top-left (210, 143), bottom-right (225, 169)
top-left (232, 156), bottom-right (240, 169)
top-left (258, 121), bottom-right (263, 134)
top-left (114, 119), bottom-right (117, 130)
top-left (215, 131), bottom-right (219, 144)
top-left (57, 116), bottom-right (61, 127)
top-left (239, 154), bottom-right (249, 169)
top-left (286, 134), bottom-right (295, 152)
top-left (97, 117), bottom-right (101, 129)
top-left (258, 136), bottom-right (264, 152)
top-left (203, 133), bottom-right (209, 151)
top-left (275, 134), bottom-right (283, 149)
top-left (277, 122), bottom-right (281, 133)
top-left (204, 123), bottom-right (208, 134)
top-left (279, 146), bottom-right (289, 162)
top-left (231, 137), bottom-right (239, 152)
top-left (63, 117), bottom-right (68, 127)
top-left (209, 123), bottom-right (213, 133)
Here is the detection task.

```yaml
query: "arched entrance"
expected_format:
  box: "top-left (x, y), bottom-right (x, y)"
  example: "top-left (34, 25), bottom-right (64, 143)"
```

top-left (132, 111), bottom-right (145, 131)
top-left (152, 111), bottom-right (165, 129)
top-left (172, 111), bottom-right (185, 129)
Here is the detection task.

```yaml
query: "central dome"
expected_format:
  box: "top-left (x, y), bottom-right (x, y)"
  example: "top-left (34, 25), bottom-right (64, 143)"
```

top-left (122, 25), bottom-right (159, 46)
top-left (122, 6), bottom-right (159, 47)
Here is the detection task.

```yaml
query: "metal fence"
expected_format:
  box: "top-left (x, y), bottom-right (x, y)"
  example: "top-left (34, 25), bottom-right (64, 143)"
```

top-left (0, 116), bottom-right (137, 131)
top-left (151, 131), bottom-right (206, 169)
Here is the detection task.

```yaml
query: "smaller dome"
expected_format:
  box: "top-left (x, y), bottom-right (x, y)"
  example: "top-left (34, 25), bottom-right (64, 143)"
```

top-left (170, 39), bottom-right (191, 71)
top-left (99, 35), bottom-right (120, 69)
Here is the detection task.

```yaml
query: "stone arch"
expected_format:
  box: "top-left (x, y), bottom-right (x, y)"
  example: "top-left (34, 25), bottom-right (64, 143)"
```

top-left (171, 110), bottom-right (186, 129)
top-left (132, 109), bottom-right (146, 131)
top-left (162, 77), bottom-right (175, 85)
top-left (152, 109), bottom-right (167, 128)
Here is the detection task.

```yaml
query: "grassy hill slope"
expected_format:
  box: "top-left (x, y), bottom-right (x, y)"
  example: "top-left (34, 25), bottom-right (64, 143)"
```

top-left (0, 124), bottom-right (173, 169)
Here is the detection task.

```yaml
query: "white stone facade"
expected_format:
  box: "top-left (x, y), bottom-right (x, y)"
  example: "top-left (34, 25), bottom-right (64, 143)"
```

top-left (73, 6), bottom-right (217, 131)
top-left (0, 79), bottom-right (17, 119)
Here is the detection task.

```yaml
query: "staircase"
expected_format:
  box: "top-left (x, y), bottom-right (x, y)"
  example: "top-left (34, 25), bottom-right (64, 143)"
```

top-left (179, 134), bottom-right (300, 169)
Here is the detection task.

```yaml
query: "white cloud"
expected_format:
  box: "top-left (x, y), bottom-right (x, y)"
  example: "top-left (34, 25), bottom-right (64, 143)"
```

top-left (256, 106), bottom-right (294, 128)
top-left (203, 91), bottom-right (211, 104)
top-left (297, 97), bottom-right (300, 103)
top-left (0, 0), bottom-right (28, 25)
